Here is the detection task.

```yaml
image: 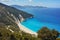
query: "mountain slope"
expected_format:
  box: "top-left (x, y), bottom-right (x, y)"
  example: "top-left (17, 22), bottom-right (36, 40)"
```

top-left (0, 3), bottom-right (33, 26)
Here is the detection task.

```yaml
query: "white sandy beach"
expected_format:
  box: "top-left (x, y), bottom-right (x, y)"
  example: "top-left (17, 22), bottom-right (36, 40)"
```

top-left (17, 22), bottom-right (38, 37)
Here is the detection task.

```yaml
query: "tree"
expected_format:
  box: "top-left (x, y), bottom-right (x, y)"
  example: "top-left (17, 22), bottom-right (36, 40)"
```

top-left (37, 27), bottom-right (60, 40)
top-left (51, 29), bottom-right (60, 40)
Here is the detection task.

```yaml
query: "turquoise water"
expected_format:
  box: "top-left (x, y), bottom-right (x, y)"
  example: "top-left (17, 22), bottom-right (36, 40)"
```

top-left (19, 8), bottom-right (60, 32)
top-left (21, 18), bottom-right (60, 32)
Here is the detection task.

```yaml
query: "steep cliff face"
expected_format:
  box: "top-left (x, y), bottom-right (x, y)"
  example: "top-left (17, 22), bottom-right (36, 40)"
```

top-left (0, 3), bottom-right (33, 26)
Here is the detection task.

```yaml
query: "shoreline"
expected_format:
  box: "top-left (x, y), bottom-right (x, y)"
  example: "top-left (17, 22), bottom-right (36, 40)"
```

top-left (17, 22), bottom-right (38, 37)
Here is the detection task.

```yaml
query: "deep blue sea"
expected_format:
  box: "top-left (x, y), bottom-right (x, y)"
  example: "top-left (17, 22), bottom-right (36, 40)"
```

top-left (20, 8), bottom-right (60, 32)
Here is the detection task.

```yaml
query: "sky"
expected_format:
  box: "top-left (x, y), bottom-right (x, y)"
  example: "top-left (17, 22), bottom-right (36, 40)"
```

top-left (0, 0), bottom-right (60, 8)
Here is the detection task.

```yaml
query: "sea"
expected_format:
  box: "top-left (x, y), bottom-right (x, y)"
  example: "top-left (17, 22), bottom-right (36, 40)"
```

top-left (18, 8), bottom-right (60, 32)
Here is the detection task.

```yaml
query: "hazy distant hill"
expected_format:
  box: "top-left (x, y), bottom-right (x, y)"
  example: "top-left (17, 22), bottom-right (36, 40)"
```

top-left (11, 5), bottom-right (47, 9)
top-left (0, 3), bottom-right (33, 26)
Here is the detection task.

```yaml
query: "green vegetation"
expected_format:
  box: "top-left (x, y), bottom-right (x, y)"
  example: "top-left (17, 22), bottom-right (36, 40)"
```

top-left (0, 25), bottom-right (39, 40)
top-left (37, 27), bottom-right (60, 40)
top-left (0, 25), bottom-right (60, 40)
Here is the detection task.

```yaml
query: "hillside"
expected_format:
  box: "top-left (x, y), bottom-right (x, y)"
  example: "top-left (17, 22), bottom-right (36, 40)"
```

top-left (0, 3), bottom-right (39, 40)
top-left (0, 3), bottom-right (33, 26)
